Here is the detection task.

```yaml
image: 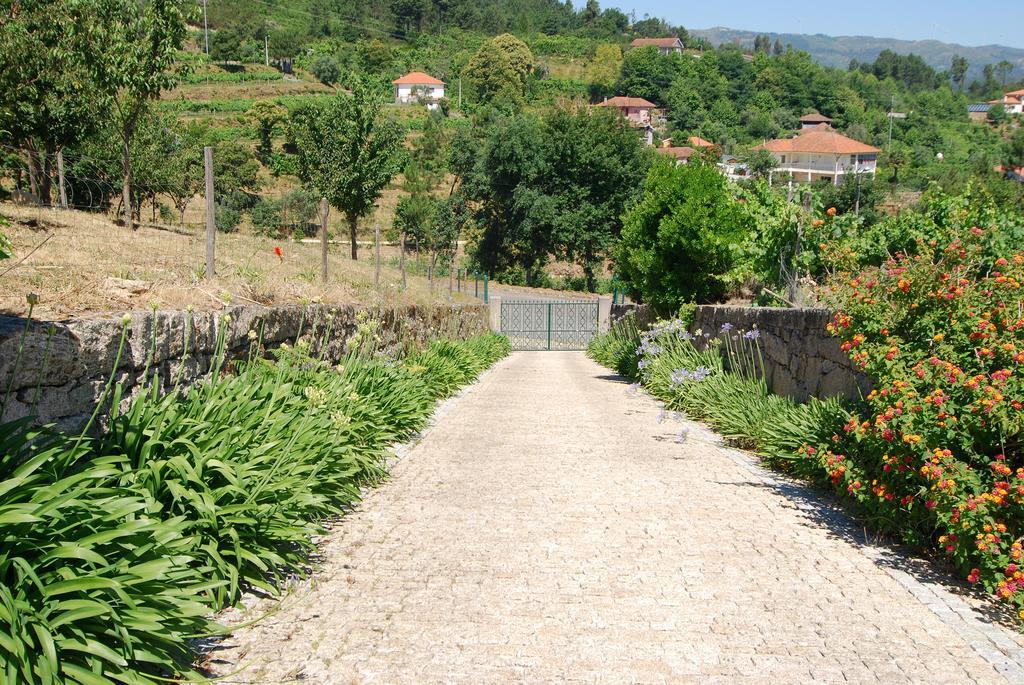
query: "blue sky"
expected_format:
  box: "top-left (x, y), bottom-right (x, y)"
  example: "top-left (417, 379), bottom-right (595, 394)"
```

top-left (617, 1), bottom-right (1024, 49)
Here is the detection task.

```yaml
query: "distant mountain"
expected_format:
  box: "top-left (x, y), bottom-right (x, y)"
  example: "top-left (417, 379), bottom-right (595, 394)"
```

top-left (690, 27), bottom-right (1024, 81)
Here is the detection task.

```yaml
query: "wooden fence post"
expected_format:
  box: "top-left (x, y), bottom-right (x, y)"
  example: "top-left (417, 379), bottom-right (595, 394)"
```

top-left (204, 146), bottom-right (215, 279)
top-left (374, 224), bottom-right (381, 287)
top-left (319, 198), bottom-right (329, 284)
top-left (56, 151), bottom-right (68, 209)
top-left (399, 232), bottom-right (407, 291)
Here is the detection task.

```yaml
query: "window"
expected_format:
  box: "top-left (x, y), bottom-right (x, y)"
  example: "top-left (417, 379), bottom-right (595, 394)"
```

top-left (780, 155), bottom-right (786, 164)
top-left (850, 155), bottom-right (857, 165)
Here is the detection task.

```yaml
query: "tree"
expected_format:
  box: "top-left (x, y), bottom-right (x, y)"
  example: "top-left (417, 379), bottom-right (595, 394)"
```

top-left (995, 60), bottom-right (1014, 88)
top-left (391, 0), bottom-right (426, 35)
top-left (0, 0), bottom-right (108, 204)
top-left (541, 107), bottom-right (650, 290)
top-left (310, 56), bottom-right (341, 86)
top-left (291, 77), bottom-right (406, 261)
top-left (615, 158), bottom-right (749, 308)
top-left (464, 33), bottom-right (534, 105)
top-left (93, 0), bottom-right (191, 230)
top-left (950, 55), bottom-right (969, 92)
top-left (247, 100), bottom-right (286, 162)
top-left (744, 149), bottom-right (778, 180)
top-left (454, 106), bottom-right (649, 289)
top-left (617, 45), bottom-right (676, 104)
top-left (588, 44), bottom-right (622, 99)
top-left (162, 121), bottom-right (205, 224)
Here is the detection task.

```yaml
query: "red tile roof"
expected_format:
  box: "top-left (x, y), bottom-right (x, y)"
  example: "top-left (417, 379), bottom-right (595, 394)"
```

top-left (595, 96), bottom-right (657, 109)
top-left (630, 38), bottom-right (682, 48)
top-left (393, 72), bottom-right (445, 85)
top-left (1005, 88), bottom-right (1024, 97)
top-left (799, 112), bottom-right (833, 123)
top-left (688, 135), bottom-right (715, 148)
top-left (656, 146), bottom-right (696, 160)
top-left (757, 125), bottom-right (880, 155)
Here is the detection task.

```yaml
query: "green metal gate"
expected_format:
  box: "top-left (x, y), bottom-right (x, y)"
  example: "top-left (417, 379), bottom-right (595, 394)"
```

top-left (500, 300), bottom-right (600, 351)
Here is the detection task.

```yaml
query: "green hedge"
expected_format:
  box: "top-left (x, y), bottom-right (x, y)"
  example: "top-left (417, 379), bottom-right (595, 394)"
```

top-left (0, 322), bottom-right (509, 683)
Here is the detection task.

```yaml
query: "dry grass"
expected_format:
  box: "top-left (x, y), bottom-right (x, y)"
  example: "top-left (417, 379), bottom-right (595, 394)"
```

top-left (0, 205), bottom-right (477, 319)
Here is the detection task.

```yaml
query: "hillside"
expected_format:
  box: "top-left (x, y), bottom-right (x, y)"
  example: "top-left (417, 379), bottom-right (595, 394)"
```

top-left (691, 26), bottom-right (1024, 79)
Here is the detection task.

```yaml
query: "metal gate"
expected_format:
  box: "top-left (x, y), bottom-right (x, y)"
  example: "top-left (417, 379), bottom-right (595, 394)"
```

top-left (500, 300), bottom-right (599, 351)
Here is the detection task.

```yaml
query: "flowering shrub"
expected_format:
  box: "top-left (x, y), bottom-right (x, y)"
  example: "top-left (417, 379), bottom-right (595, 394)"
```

top-left (822, 224), bottom-right (1024, 617)
top-left (588, 318), bottom-right (847, 460)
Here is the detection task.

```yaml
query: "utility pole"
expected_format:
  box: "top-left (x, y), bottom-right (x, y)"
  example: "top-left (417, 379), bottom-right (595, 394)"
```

top-left (204, 146), bottom-right (215, 279)
top-left (56, 150), bottom-right (67, 209)
top-left (201, 0), bottom-right (209, 55)
top-left (264, 35), bottom-right (269, 66)
top-left (886, 95), bottom-right (896, 151)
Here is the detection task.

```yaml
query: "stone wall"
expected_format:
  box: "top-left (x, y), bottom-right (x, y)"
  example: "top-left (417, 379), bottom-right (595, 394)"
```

top-left (610, 304), bottom-right (870, 402)
top-left (692, 306), bottom-right (870, 402)
top-left (0, 303), bottom-right (489, 430)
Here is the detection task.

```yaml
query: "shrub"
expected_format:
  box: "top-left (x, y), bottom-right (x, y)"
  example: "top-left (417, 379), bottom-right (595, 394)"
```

top-left (1, 318), bottom-right (511, 682)
top-left (0, 419), bottom-right (214, 683)
top-left (214, 202), bottom-right (240, 232)
top-left (615, 158), bottom-right (750, 310)
top-left (249, 198), bottom-right (283, 236)
top-left (821, 223), bottom-right (1024, 616)
top-left (310, 56), bottom-right (341, 86)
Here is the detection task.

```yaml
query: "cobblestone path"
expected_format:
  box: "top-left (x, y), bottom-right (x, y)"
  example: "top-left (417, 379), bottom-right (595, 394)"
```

top-left (210, 352), bottom-right (1024, 684)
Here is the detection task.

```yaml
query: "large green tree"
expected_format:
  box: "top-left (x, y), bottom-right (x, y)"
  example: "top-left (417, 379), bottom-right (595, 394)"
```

top-left (463, 33), bottom-right (534, 105)
top-left (615, 158), bottom-right (750, 308)
top-left (0, 0), bottom-right (107, 204)
top-left (291, 77), bottom-right (406, 260)
top-left (454, 106), bottom-right (649, 289)
top-left (92, 0), bottom-right (192, 229)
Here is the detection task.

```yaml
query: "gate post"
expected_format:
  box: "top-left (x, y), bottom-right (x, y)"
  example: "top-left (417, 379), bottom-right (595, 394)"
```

top-left (598, 296), bottom-right (612, 334)
top-left (488, 296), bottom-right (502, 333)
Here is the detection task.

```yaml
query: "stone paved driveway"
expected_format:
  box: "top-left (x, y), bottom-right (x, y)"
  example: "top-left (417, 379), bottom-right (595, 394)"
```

top-left (209, 352), bottom-right (1024, 684)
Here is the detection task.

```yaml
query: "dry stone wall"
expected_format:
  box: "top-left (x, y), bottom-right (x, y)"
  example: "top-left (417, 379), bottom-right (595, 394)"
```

top-left (0, 303), bottom-right (489, 430)
top-left (692, 306), bottom-right (871, 401)
top-left (612, 304), bottom-right (871, 402)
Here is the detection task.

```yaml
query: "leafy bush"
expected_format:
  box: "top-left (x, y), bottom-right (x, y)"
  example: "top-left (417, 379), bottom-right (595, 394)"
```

top-left (310, 56), bottom-right (341, 86)
top-left (0, 419), bottom-right (214, 684)
top-left (1, 320), bottom-right (510, 682)
top-left (820, 222), bottom-right (1024, 616)
top-left (590, 316), bottom-right (850, 460)
top-left (615, 158), bottom-right (750, 310)
top-left (214, 202), bottom-right (240, 232)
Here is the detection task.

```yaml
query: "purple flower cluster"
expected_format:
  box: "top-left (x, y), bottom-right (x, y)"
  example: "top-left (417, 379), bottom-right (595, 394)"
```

top-left (669, 366), bottom-right (712, 386)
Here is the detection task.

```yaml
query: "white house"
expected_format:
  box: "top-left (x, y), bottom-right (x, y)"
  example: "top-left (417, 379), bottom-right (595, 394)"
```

top-left (990, 90), bottom-right (1024, 115)
top-left (393, 72), bottom-right (445, 110)
top-left (629, 37), bottom-right (684, 55)
top-left (756, 125), bottom-right (880, 185)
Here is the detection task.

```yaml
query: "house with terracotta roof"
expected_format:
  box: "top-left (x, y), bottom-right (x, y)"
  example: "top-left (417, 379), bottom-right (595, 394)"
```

top-left (755, 125), bottom-right (880, 185)
top-left (393, 72), bottom-right (445, 109)
top-left (595, 96), bottom-right (656, 125)
top-left (655, 139), bottom-right (697, 165)
top-left (989, 93), bottom-right (1023, 115)
top-left (969, 88), bottom-right (1024, 119)
top-left (799, 112), bottom-right (833, 129)
top-left (687, 135), bottom-right (716, 149)
top-left (629, 37), bottom-right (683, 55)
top-left (595, 96), bottom-right (658, 144)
